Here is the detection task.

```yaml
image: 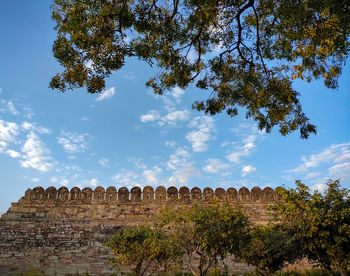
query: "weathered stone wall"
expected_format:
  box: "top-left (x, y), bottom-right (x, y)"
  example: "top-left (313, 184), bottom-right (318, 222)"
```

top-left (0, 185), bottom-right (282, 275)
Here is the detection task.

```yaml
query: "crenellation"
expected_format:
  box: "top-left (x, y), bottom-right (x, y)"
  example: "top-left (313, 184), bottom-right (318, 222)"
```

top-left (227, 187), bottom-right (238, 202)
top-left (57, 187), bottom-right (69, 201)
top-left (118, 187), bottom-right (129, 202)
top-left (215, 188), bottom-right (226, 201)
top-left (93, 187), bottom-right (105, 202)
top-left (251, 186), bottom-right (263, 202)
top-left (263, 187), bottom-right (275, 201)
top-left (130, 187), bottom-right (141, 201)
top-left (155, 186), bottom-right (166, 201)
top-left (179, 186), bottom-right (190, 202)
top-left (191, 187), bottom-right (202, 201)
top-left (81, 187), bottom-right (93, 201)
top-left (143, 186), bottom-right (154, 201)
top-left (15, 185), bottom-right (284, 204)
top-left (46, 187), bottom-right (57, 201)
top-left (167, 186), bottom-right (178, 201)
top-left (33, 187), bottom-right (45, 200)
top-left (203, 187), bottom-right (214, 201)
top-left (70, 187), bottom-right (81, 201)
top-left (239, 187), bottom-right (250, 201)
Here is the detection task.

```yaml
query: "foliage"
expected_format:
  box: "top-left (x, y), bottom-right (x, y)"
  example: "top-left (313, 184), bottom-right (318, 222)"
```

top-left (105, 225), bottom-right (181, 276)
top-left (272, 180), bottom-right (350, 276)
top-left (50, 0), bottom-right (350, 138)
top-left (157, 203), bottom-right (251, 276)
top-left (240, 224), bottom-right (301, 276)
top-left (15, 272), bottom-right (43, 276)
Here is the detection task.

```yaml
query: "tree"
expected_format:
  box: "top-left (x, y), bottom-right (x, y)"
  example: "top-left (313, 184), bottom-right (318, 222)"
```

top-left (272, 180), bottom-right (350, 276)
top-left (50, 0), bottom-right (350, 138)
top-left (157, 203), bottom-right (251, 276)
top-left (105, 225), bottom-right (181, 276)
top-left (239, 224), bottom-right (301, 276)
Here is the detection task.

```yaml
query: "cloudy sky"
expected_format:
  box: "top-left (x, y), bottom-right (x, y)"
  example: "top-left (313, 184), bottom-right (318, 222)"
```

top-left (0, 1), bottom-right (349, 214)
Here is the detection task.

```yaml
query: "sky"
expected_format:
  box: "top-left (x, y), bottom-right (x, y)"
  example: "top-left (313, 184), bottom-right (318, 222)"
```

top-left (0, 1), bottom-right (349, 214)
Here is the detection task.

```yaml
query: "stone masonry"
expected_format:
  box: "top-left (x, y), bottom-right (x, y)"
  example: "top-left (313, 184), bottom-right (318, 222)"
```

top-left (0, 185), bottom-right (282, 275)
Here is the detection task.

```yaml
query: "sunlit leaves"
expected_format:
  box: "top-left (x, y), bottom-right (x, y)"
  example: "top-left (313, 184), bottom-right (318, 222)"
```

top-left (272, 180), bottom-right (350, 275)
top-left (157, 203), bottom-right (251, 276)
top-left (105, 225), bottom-right (180, 276)
top-left (51, 0), bottom-right (349, 138)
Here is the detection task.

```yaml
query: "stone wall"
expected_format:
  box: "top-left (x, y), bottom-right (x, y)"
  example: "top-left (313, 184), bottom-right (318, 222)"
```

top-left (0, 185), bottom-right (282, 275)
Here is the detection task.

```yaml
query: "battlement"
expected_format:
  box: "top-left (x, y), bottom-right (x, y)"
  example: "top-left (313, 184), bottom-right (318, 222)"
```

top-left (22, 185), bottom-right (283, 203)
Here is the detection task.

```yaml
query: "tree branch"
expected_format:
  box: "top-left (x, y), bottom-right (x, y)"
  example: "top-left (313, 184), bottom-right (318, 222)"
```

top-left (253, 5), bottom-right (268, 75)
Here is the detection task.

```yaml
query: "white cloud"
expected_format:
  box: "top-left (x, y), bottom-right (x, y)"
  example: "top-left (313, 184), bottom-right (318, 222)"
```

top-left (96, 87), bottom-right (115, 101)
top-left (6, 149), bottom-right (20, 158)
top-left (141, 86), bottom-right (188, 127)
top-left (305, 172), bottom-right (322, 179)
top-left (132, 159), bottom-right (147, 170)
top-left (167, 147), bottom-right (191, 170)
top-left (0, 120), bottom-right (19, 142)
top-left (220, 141), bottom-right (230, 147)
top-left (143, 167), bottom-right (162, 185)
top-left (165, 141), bottom-right (176, 148)
top-left (7, 101), bottom-right (19, 115)
top-left (140, 110), bottom-right (161, 123)
top-left (231, 123), bottom-right (258, 136)
top-left (226, 135), bottom-right (257, 164)
top-left (0, 100), bottom-right (19, 116)
top-left (242, 165), bottom-right (256, 177)
top-left (90, 178), bottom-right (99, 187)
top-left (112, 170), bottom-right (141, 187)
top-left (286, 143), bottom-right (350, 184)
top-left (203, 158), bottom-right (230, 174)
top-left (186, 116), bottom-right (215, 152)
top-left (60, 179), bottom-right (69, 186)
top-left (57, 130), bottom-right (90, 154)
top-left (31, 177), bottom-right (40, 183)
top-left (140, 109), bottom-right (190, 126)
top-left (168, 166), bottom-right (201, 186)
top-left (328, 162), bottom-right (350, 180)
top-left (0, 88), bottom-right (2, 94)
top-left (158, 109), bottom-right (190, 126)
top-left (21, 121), bottom-right (50, 134)
top-left (0, 141), bottom-right (7, 152)
top-left (20, 131), bottom-right (54, 172)
top-left (23, 107), bottom-right (34, 119)
top-left (286, 164), bottom-right (308, 174)
top-left (312, 183), bottom-right (328, 192)
top-left (81, 116), bottom-right (89, 121)
top-left (64, 165), bottom-right (82, 172)
top-left (99, 158), bottom-right (110, 167)
top-left (50, 177), bottom-right (58, 183)
top-left (170, 87), bottom-right (185, 102)
top-left (288, 142), bottom-right (350, 174)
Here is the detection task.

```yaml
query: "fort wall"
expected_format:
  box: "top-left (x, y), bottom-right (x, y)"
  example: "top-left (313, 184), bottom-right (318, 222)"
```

top-left (0, 185), bottom-right (284, 275)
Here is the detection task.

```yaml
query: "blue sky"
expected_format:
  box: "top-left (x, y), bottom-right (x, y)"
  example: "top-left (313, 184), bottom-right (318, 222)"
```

top-left (0, 1), bottom-right (349, 214)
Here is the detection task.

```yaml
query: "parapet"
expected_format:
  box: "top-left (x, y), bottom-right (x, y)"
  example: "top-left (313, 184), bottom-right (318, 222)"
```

top-left (21, 185), bottom-right (284, 204)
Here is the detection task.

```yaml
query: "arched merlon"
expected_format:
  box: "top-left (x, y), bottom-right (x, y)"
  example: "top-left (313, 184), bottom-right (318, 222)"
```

top-left (25, 185), bottom-right (282, 203)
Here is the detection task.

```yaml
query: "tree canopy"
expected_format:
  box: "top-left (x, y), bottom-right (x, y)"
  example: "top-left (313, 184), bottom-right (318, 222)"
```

top-left (272, 180), bottom-right (350, 276)
top-left (239, 224), bottom-right (301, 276)
top-left (50, 0), bottom-right (349, 138)
top-left (106, 225), bottom-right (180, 276)
top-left (157, 203), bottom-right (251, 276)
top-left (105, 225), bottom-right (181, 276)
